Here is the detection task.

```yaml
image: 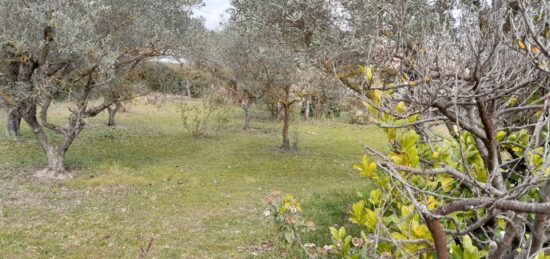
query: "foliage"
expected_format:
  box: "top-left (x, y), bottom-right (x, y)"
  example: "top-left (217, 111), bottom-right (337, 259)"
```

top-left (136, 63), bottom-right (201, 96)
top-left (263, 192), bottom-right (312, 246)
top-left (179, 95), bottom-right (230, 138)
top-left (264, 192), bottom-right (387, 259)
top-left (0, 0), bottom-right (205, 174)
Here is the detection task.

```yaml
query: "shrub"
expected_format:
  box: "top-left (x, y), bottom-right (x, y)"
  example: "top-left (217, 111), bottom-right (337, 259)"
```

top-left (263, 192), bottom-right (380, 259)
top-left (179, 95), bottom-right (230, 138)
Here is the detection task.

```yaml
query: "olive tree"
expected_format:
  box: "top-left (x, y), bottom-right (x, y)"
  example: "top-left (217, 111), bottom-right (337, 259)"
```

top-left (204, 25), bottom-right (265, 130)
top-left (0, 0), bottom-right (203, 178)
top-left (214, 30), bottom-right (304, 148)
top-left (229, 0), bottom-right (339, 149)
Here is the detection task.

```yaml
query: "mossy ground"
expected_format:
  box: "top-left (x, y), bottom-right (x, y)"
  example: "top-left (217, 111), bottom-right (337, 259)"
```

top-left (0, 99), bottom-right (387, 258)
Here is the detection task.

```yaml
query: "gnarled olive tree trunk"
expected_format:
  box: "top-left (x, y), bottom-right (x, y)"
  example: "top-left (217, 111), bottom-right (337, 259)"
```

top-left (19, 102), bottom-right (72, 177)
top-left (242, 105), bottom-right (252, 130)
top-left (6, 107), bottom-right (21, 138)
top-left (240, 95), bottom-right (253, 130)
top-left (106, 102), bottom-right (122, 127)
top-left (303, 97), bottom-right (310, 121)
top-left (279, 85), bottom-right (296, 150)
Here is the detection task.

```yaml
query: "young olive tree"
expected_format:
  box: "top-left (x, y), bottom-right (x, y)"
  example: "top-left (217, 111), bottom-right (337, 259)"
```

top-left (206, 25), bottom-right (265, 130)
top-left (230, 0), bottom-right (336, 150)
top-left (0, 0), bottom-right (203, 178)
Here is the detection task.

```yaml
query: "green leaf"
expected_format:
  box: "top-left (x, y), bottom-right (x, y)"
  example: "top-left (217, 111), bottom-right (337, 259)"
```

top-left (438, 175), bottom-right (455, 192)
top-left (392, 232), bottom-right (407, 240)
top-left (349, 200), bottom-right (365, 224)
top-left (407, 114), bottom-right (419, 123)
top-left (496, 130), bottom-right (506, 141)
top-left (535, 251), bottom-right (550, 259)
top-left (366, 66), bottom-right (373, 84)
top-left (462, 235), bottom-right (487, 259)
top-left (396, 101), bottom-right (407, 113)
top-left (389, 153), bottom-right (405, 165)
top-left (284, 231), bottom-right (295, 243)
top-left (365, 209), bottom-right (378, 230)
top-left (400, 204), bottom-right (413, 217)
top-left (330, 227), bottom-right (340, 241)
top-left (369, 188), bottom-right (382, 205)
top-left (338, 226), bottom-right (347, 239)
top-left (354, 155), bottom-right (378, 178)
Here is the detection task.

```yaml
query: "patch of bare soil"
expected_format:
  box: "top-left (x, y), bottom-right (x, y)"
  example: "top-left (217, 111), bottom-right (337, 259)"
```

top-left (238, 240), bottom-right (273, 256)
top-left (35, 168), bottom-right (75, 180)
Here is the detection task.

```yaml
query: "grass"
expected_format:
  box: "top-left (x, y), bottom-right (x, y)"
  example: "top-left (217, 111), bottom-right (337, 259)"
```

top-left (0, 98), bottom-right (387, 258)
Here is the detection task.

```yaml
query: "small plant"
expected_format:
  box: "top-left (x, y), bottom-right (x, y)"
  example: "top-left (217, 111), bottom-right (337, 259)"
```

top-left (179, 95), bottom-right (230, 138)
top-left (263, 192), bottom-right (380, 259)
top-left (263, 192), bottom-right (317, 257)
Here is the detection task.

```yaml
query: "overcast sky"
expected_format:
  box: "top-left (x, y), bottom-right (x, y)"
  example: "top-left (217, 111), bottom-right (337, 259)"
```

top-left (194, 0), bottom-right (232, 30)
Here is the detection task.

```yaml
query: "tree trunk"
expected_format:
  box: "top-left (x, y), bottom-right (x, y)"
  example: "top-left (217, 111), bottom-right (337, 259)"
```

top-left (304, 99), bottom-right (310, 121)
top-left (314, 96), bottom-right (325, 119)
top-left (424, 216), bottom-right (449, 259)
top-left (243, 106), bottom-right (251, 130)
top-left (186, 80), bottom-right (192, 98)
top-left (45, 146), bottom-right (66, 172)
top-left (106, 103), bottom-right (122, 127)
top-left (529, 214), bottom-right (548, 256)
top-left (6, 107), bottom-right (22, 138)
top-left (281, 104), bottom-right (290, 150)
top-left (19, 102), bottom-right (71, 178)
top-left (488, 214), bottom-right (522, 259)
top-left (34, 145), bottom-right (69, 179)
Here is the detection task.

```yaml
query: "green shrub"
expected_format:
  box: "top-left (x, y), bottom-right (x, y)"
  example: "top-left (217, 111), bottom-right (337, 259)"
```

top-left (179, 95), bottom-right (230, 138)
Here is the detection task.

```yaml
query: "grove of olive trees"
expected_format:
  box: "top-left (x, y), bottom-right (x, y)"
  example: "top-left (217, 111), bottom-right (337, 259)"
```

top-left (0, 0), bottom-right (203, 177)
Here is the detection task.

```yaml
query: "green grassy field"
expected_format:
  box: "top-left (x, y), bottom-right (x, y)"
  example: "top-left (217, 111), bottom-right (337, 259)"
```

top-left (0, 99), bottom-right (387, 258)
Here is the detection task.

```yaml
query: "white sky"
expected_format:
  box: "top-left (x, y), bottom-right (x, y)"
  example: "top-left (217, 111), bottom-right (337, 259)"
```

top-left (194, 0), bottom-right (232, 30)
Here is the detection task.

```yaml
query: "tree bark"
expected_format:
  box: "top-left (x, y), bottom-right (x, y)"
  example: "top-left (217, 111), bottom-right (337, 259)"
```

top-left (424, 216), bottom-right (449, 259)
top-left (106, 102), bottom-right (122, 127)
top-left (19, 102), bottom-right (70, 177)
top-left (6, 107), bottom-right (22, 138)
top-left (242, 105), bottom-right (251, 130)
top-left (281, 103), bottom-right (290, 150)
top-left (185, 80), bottom-right (192, 98)
top-left (488, 214), bottom-right (522, 259)
top-left (45, 146), bottom-right (66, 173)
top-left (304, 98), bottom-right (310, 121)
top-left (529, 214), bottom-right (548, 256)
